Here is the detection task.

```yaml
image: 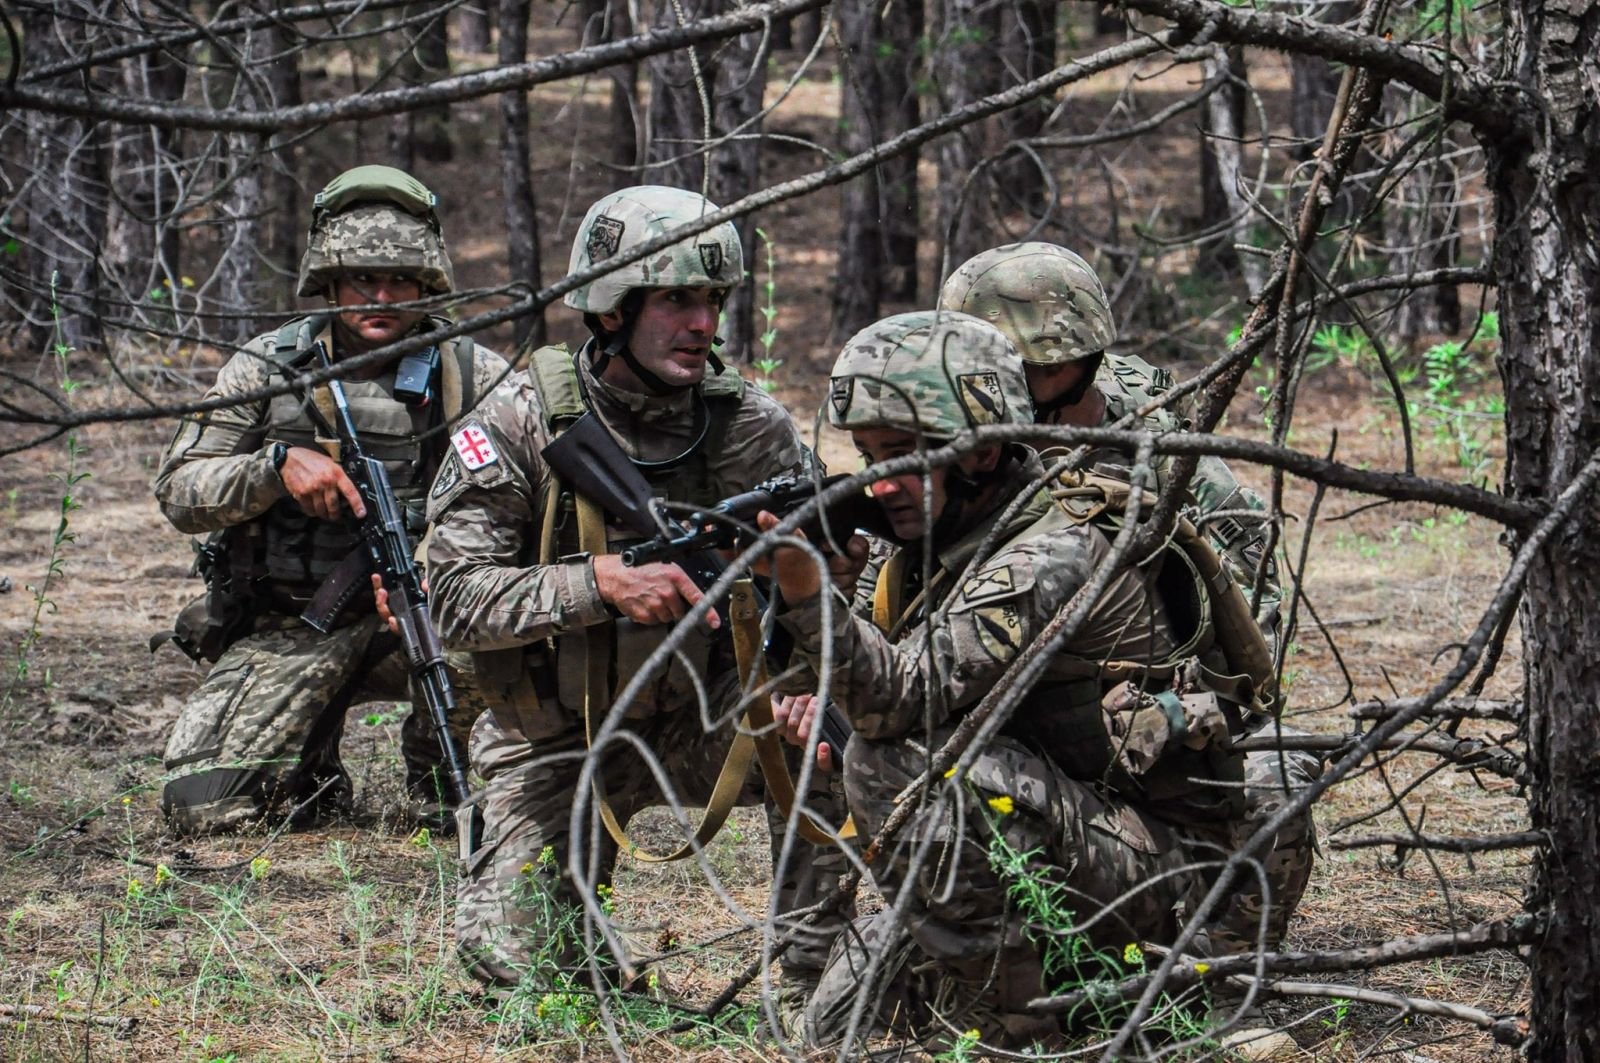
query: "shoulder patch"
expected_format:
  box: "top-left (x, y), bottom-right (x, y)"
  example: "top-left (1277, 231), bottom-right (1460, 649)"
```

top-left (955, 371), bottom-right (1006, 425)
top-left (587, 216), bottom-right (624, 262)
top-left (971, 602), bottom-right (1024, 662)
top-left (957, 564), bottom-right (1018, 609)
top-left (452, 421), bottom-right (499, 471)
top-left (431, 452), bottom-right (463, 499)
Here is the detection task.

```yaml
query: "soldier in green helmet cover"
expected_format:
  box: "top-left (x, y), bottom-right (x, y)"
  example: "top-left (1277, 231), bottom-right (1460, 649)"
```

top-left (424, 185), bottom-right (851, 1022)
top-left (152, 164), bottom-right (507, 837)
top-left (760, 310), bottom-right (1304, 1058)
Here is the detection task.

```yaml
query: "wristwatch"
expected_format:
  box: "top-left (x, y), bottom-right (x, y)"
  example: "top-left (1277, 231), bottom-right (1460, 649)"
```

top-left (271, 441), bottom-right (290, 475)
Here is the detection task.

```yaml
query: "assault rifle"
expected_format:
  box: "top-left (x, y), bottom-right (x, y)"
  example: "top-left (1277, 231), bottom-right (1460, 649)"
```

top-left (542, 412), bottom-right (884, 765)
top-left (294, 342), bottom-right (471, 811)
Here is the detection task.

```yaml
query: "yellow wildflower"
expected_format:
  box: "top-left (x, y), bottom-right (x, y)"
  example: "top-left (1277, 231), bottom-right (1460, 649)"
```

top-left (121, 796), bottom-right (132, 806)
top-left (1194, 961), bottom-right (1211, 975)
top-left (125, 878), bottom-right (144, 899)
top-left (411, 827), bottom-right (433, 848)
top-left (249, 856), bottom-right (271, 880)
top-left (1123, 942), bottom-right (1144, 966)
top-left (153, 863), bottom-right (172, 886)
top-left (986, 795), bottom-right (1015, 816)
top-left (944, 766), bottom-right (958, 779)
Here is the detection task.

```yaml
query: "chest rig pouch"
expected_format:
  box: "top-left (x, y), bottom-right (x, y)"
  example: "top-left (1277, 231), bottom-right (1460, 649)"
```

top-left (473, 345), bottom-right (746, 731)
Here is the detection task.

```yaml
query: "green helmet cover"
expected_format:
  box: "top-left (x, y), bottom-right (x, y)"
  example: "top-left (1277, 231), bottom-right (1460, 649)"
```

top-left (828, 310), bottom-right (1034, 439)
top-left (298, 165), bottom-right (453, 297)
top-left (938, 242), bottom-right (1116, 365)
top-left (564, 185), bottom-right (744, 314)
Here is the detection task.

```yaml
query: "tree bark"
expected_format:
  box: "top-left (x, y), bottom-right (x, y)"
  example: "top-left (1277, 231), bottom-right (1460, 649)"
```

top-left (1491, 2), bottom-right (1600, 1059)
top-left (388, 2), bottom-right (455, 167)
top-left (459, 0), bottom-right (494, 54)
top-left (500, 0), bottom-right (544, 348)
top-left (932, 0), bottom-right (1002, 286)
top-left (828, 0), bottom-right (921, 345)
top-left (1197, 46), bottom-right (1257, 287)
top-left (997, 0), bottom-right (1056, 217)
top-left (644, 0), bottom-right (767, 360)
top-left (17, 7), bottom-right (109, 353)
top-left (262, 15), bottom-right (304, 316)
top-left (104, 14), bottom-right (188, 329)
top-left (1383, 89), bottom-right (1462, 347)
top-left (580, 0), bottom-right (640, 183)
top-left (1287, 5), bottom-right (1358, 161)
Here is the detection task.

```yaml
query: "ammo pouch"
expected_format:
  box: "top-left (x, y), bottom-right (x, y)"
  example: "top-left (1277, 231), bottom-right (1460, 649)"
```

top-left (1101, 680), bottom-right (1246, 819)
top-left (153, 529), bottom-right (260, 664)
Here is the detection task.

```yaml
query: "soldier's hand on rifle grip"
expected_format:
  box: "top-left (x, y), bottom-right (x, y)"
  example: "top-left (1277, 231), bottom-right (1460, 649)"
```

top-left (373, 573), bottom-right (428, 635)
top-left (826, 532), bottom-right (870, 595)
top-left (278, 445), bottom-right (367, 521)
top-left (757, 511), bottom-right (823, 604)
top-left (593, 554), bottom-right (721, 630)
top-left (772, 694), bottom-right (835, 773)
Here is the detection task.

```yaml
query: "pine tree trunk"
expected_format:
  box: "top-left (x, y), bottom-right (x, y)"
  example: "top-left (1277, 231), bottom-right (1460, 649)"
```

top-left (997, 0), bottom-right (1056, 217)
top-left (18, 7), bottom-right (108, 353)
top-left (105, 27), bottom-right (187, 330)
top-left (932, 0), bottom-right (1002, 285)
top-left (389, 3), bottom-right (455, 167)
top-left (500, 0), bottom-right (544, 348)
top-left (1492, 2), bottom-right (1600, 1058)
top-left (645, 0), bottom-right (766, 360)
top-left (1197, 46), bottom-right (1256, 287)
top-left (263, 17), bottom-right (304, 316)
top-left (459, 0), bottom-right (494, 53)
top-left (1384, 88), bottom-right (1462, 347)
top-left (580, 0), bottom-right (639, 182)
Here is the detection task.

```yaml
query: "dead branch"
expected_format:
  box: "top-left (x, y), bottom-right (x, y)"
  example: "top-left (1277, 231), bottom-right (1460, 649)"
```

top-left (0, 1002), bottom-right (136, 1037)
top-left (1233, 729), bottom-right (1523, 779)
top-left (1331, 830), bottom-right (1543, 853)
top-left (1348, 696), bottom-right (1521, 723)
top-left (1030, 914), bottom-right (1539, 1012)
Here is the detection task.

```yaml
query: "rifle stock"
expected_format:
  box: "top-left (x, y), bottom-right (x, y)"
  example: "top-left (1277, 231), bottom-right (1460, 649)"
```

top-left (541, 412), bottom-right (858, 764)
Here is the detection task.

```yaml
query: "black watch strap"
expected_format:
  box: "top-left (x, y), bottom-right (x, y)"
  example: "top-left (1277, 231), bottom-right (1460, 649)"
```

top-left (271, 441), bottom-right (290, 473)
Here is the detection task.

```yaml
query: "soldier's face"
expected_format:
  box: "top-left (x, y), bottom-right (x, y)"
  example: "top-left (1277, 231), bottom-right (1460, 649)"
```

top-left (599, 286), bottom-right (726, 389)
top-left (852, 427), bottom-right (947, 540)
top-left (333, 272), bottom-right (425, 352)
top-left (1024, 360), bottom-right (1091, 409)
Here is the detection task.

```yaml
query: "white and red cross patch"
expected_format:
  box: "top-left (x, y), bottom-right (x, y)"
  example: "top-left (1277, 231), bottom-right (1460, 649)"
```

top-left (451, 423), bottom-right (499, 470)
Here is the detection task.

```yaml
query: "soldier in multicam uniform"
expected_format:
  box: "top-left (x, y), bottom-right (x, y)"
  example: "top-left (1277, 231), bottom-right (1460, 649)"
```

top-left (761, 311), bottom-right (1303, 1057)
top-left (153, 165), bottom-right (507, 836)
top-left (425, 186), bottom-right (847, 1012)
top-left (939, 241), bottom-right (1282, 630)
top-left (940, 244), bottom-right (1319, 1035)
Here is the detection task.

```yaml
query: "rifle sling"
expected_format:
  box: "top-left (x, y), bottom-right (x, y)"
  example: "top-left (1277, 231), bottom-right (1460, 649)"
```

top-left (570, 489), bottom-right (850, 861)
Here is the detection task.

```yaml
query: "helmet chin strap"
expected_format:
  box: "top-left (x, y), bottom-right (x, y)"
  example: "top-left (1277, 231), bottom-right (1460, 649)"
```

top-left (585, 308), bottom-right (726, 397)
top-left (1032, 351), bottom-right (1105, 422)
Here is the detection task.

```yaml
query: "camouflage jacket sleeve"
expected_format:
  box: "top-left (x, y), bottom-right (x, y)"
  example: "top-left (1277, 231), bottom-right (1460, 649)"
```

top-left (151, 338), bottom-right (289, 534)
top-left (776, 518), bottom-right (1108, 740)
top-left (1187, 454), bottom-right (1282, 627)
top-left (708, 384), bottom-right (811, 488)
top-left (424, 377), bottom-right (610, 652)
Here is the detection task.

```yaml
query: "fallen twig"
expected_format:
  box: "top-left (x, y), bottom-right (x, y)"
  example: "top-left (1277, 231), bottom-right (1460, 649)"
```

top-left (0, 1003), bottom-right (136, 1038)
top-left (1330, 830), bottom-right (1543, 853)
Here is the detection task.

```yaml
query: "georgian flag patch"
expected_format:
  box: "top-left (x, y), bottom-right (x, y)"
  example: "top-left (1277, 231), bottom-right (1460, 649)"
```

top-left (451, 422), bottom-right (499, 470)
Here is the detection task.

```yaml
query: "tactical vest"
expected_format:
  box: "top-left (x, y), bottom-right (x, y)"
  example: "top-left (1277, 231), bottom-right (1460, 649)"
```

top-left (258, 313), bottom-right (477, 598)
top-left (476, 344), bottom-right (747, 726)
top-left (525, 343), bottom-right (745, 561)
top-left (868, 469), bottom-right (1270, 818)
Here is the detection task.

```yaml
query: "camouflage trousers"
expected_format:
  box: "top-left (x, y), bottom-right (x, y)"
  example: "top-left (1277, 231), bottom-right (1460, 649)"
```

top-left (1203, 728), bottom-right (1321, 956)
top-left (454, 672), bottom-right (852, 1000)
top-left (160, 613), bottom-right (474, 835)
top-left (805, 723), bottom-right (1331, 1050)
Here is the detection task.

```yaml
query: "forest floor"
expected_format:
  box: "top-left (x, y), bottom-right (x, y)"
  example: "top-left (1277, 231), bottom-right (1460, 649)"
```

top-left (0, 22), bottom-right (1527, 1063)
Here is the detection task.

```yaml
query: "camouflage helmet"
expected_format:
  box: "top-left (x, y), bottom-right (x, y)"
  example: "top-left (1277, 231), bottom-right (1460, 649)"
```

top-left (297, 165), bottom-right (453, 297)
top-left (563, 185), bottom-right (744, 314)
top-left (828, 310), bottom-right (1034, 439)
top-left (938, 242), bottom-right (1116, 365)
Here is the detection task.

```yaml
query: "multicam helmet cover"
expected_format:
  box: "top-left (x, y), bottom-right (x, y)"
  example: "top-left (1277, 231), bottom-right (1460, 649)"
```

top-left (938, 242), bottom-right (1116, 365)
top-left (827, 310), bottom-right (1034, 439)
top-left (563, 185), bottom-right (745, 314)
top-left (297, 165), bottom-right (454, 297)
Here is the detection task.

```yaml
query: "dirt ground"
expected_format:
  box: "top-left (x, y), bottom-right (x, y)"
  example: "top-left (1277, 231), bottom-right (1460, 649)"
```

top-left (0, 21), bottom-right (1529, 1063)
